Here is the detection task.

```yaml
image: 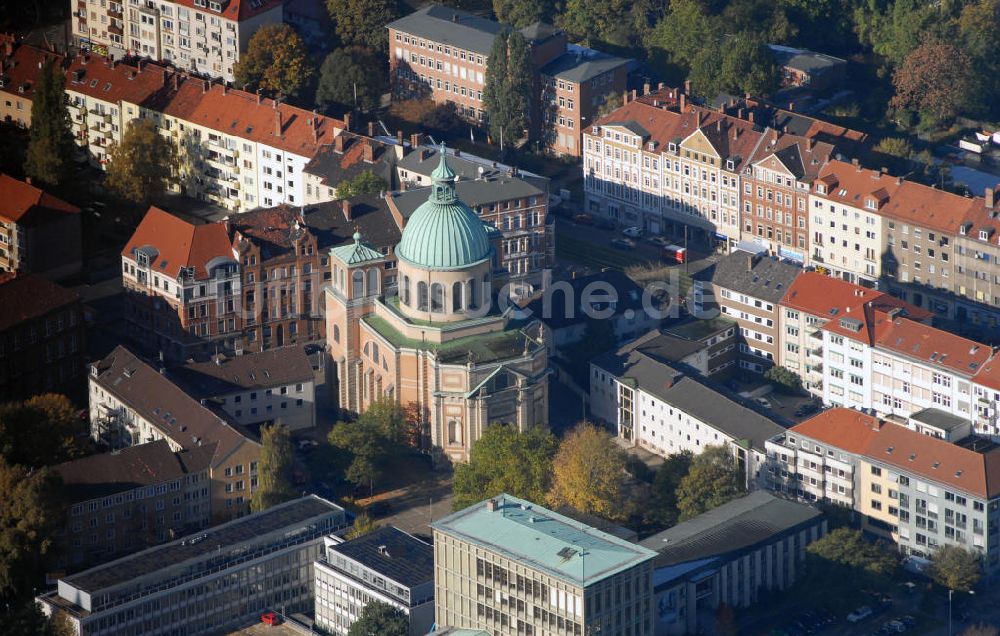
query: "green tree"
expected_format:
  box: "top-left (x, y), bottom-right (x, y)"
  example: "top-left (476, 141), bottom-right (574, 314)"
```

top-left (483, 29), bottom-right (532, 145)
top-left (24, 58), bottom-right (74, 188)
top-left (764, 365), bottom-right (803, 394)
top-left (346, 513), bottom-right (379, 539)
top-left (347, 601), bottom-right (408, 636)
top-left (594, 92), bottom-right (623, 118)
top-left (315, 46), bottom-right (387, 113)
top-left (337, 170), bottom-right (389, 199)
top-left (453, 425), bottom-right (557, 510)
top-left (233, 24), bottom-right (313, 98)
top-left (675, 445), bottom-right (744, 520)
top-left (493, 0), bottom-right (557, 27)
top-left (891, 41), bottom-right (975, 124)
top-left (327, 0), bottom-right (399, 54)
top-left (558, 0), bottom-right (646, 47)
top-left (805, 528), bottom-right (897, 578)
top-left (854, 0), bottom-right (939, 66)
top-left (105, 118), bottom-right (178, 205)
top-left (0, 459), bottom-right (64, 600)
top-left (421, 102), bottom-right (463, 135)
top-left (250, 424), bottom-right (296, 512)
top-left (646, 450), bottom-right (693, 527)
top-left (548, 423), bottom-right (628, 521)
top-left (648, 0), bottom-right (719, 67)
top-left (719, 32), bottom-right (778, 98)
top-left (930, 545), bottom-right (981, 592)
top-left (0, 394), bottom-right (87, 467)
top-left (329, 398), bottom-right (406, 493)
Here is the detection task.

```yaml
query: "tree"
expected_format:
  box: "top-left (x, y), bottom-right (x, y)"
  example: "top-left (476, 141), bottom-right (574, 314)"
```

top-left (648, 0), bottom-right (719, 67)
top-left (806, 528), bottom-right (898, 578)
top-left (315, 46), bottom-right (387, 113)
top-left (0, 459), bottom-right (64, 601)
top-left (873, 137), bottom-right (913, 159)
top-left (891, 42), bottom-right (975, 124)
top-left (557, 0), bottom-right (646, 47)
top-left (548, 423), bottom-right (628, 521)
top-left (718, 32), bottom-right (778, 98)
top-left (24, 58), bottom-right (74, 188)
top-left (233, 24), bottom-right (313, 98)
top-left (421, 102), bottom-right (463, 135)
top-left (930, 545), bottom-right (981, 592)
top-left (250, 424), bottom-right (295, 512)
top-left (327, 0), bottom-right (399, 54)
top-left (595, 92), bottom-right (623, 118)
top-left (453, 425), bottom-right (557, 510)
top-left (567, 317), bottom-right (616, 367)
top-left (347, 601), bottom-right (408, 636)
top-left (105, 119), bottom-right (178, 204)
top-left (675, 445), bottom-right (744, 520)
top-left (329, 398), bottom-right (407, 493)
top-left (493, 0), bottom-right (556, 28)
top-left (0, 394), bottom-right (87, 467)
top-left (764, 365), bottom-right (802, 394)
top-left (336, 170), bottom-right (388, 199)
top-left (346, 513), bottom-right (379, 540)
top-left (646, 450), bottom-right (693, 527)
top-left (483, 29), bottom-right (532, 145)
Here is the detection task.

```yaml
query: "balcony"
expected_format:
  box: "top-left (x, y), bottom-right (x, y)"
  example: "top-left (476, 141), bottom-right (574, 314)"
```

top-left (807, 348), bottom-right (823, 360)
top-left (808, 330), bottom-right (823, 341)
top-left (108, 8), bottom-right (123, 19)
top-left (108, 23), bottom-right (123, 36)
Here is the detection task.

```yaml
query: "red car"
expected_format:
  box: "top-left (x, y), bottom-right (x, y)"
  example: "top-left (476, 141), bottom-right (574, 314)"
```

top-left (572, 213), bottom-right (594, 225)
top-left (261, 611), bottom-right (281, 626)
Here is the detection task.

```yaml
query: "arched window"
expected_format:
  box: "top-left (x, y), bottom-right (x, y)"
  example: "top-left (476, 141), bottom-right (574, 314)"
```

top-left (402, 276), bottom-right (411, 306)
top-left (467, 279), bottom-right (477, 310)
top-left (448, 419), bottom-right (461, 445)
top-left (452, 281), bottom-right (463, 312)
top-left (351, 270), bottom-right (365, 299)
top-left (333, 265), bottom-right (340, 290)
top-left (431, 283), bottom-right (444, 312)
top-left (367, 268), bottom-right (379, 296)
top-left (417, 281), bottom-right (428, 311)
top-left (333, 325), bottom-right (340, 343)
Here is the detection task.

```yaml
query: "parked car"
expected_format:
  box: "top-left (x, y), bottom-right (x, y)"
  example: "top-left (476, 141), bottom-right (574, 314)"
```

top-left (572, 213), bottom-right (594, 225)
top-left (261, 611), bottom-right (281, 626)
top-left (647, 235), bottom-right (671, 247)
top-left (611, 238), bottom-right (636, 250)
top-left (297, 439), bottom-right (319, 451)
top-left (847, 607), bottom-right (873, 623)
top-left (622, 226), bottom-right (644, 238)
top-left (754, 397), bottom-right (773, 409)
top-left (795, 402), bottom-right (820, 417)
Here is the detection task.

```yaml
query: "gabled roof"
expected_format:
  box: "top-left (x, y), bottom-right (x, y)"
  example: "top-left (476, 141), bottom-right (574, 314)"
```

top-left (748, 131), bottom-right (834, 184)
top-left (780, 272), bottom-right (932, 323)
top-left (700, 250), bottom-right (801, 303)
top-left (304, 133), bottom-right (397, 189)
top-left (878, 179), bottom-right (978, 236)
top-left (229, 206), bottom-right (311, 260)
top-left (0, 173), bottom-right (80, 225)
top-left (170, 346), bottom-right (314, 398)
top-left (387, 5), bottom-right (505, 55)
top-left (64, 55), bottom-right (170, 107)
top-left (0, 273), bottom-right (80, 332)
top-left (788, 408), bottom-right (1000, 499)
top-left (813, 160), bottom-right (902, 209)
top-left (974, 355), bottom-right (1000, 393)
top-left (122, 207), bottom-right (234, 280)
top-left (0, 43), bottom-right (63, 103)
top-left (873, 315), bottom-right (991, 378)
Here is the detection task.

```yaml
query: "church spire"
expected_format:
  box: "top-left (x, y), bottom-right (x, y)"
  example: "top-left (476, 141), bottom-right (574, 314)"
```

top-left (429, 143), bottom-right (457, 205)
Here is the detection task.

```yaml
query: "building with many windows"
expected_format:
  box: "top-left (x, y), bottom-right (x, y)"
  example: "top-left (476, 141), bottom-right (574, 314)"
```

top-left (0, 174), bottom-right (82, 280)
top-left (0, 41), bottom-right (63, 128)
top-left (431, 494), bottom-right (658, 635)
top-left (38, 495), bottom-right (347, 635)
top-left (314, 526), bottom-right (435, 635)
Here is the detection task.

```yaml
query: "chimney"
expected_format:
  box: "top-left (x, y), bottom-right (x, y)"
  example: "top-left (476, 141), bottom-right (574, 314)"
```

top-left (275, 109), bottom-right (283, 137)
top-left (202, 79), bottom-right (208, 94)
top-left (410, 132), bottom-right (420, 148)
top-left (807, 137), bottom-right (814, 151)
top-left (716, 119), bottom-right (722, 132)
top-left (368, 121), bottom-right (374, 137)
top-left (341, 199), bottom-right (353, 220)
top-left (732, 127), bottom-right (740, 141)
top-left (737, 107), bottom-right (745, 120)
top-left (25, 176), bottom-right (31, 185)
top-left (683, 79), bottom-right (691, 95)
top-left (486, 498), bottom-right (499, 512)
top-left (452, 12), bottom-right (459, 22)
top-left (137, 59), bottom-right (143, 73)
top-left (788, 101), bottom-right (794, 111)
top-left (312, 118), bottom-right (318, 143)
top-left (746, 254), bottom-right (753, 271)
top-left (256, 89), bottom-right (262, 105)
top-left (896, 176), bottom-right (903, 185)
top-left (418, 148), bottom-right (427, 162)
top-left (222, 83), bottom-right (227, 95)
top-left (851, 157), bottom-right (859, 167)
top-left (622, 89), bottom-right (628, 105)
top-left (643, 82), bottom-right (650, 95)
top-left (679, 93), bottom-right (686, 112)
top-left (631, 89), bottom-right (637, 101)
top-left (658, 82), bottom-right (664, 90)
top-left (362, 142), bottom-right (374, 163)
top-left (985, 186), bottom-right (996, 209)
top-left (162, 68), bottom-right (168, 83)
top-left (343, 113), bottom-right (351, 131)
top-left (334, 134), bottom-right (344, 153)
top-left (396, 129), bottom-right (403, 145)
top-left (172, 73), bottom-right (178, 90)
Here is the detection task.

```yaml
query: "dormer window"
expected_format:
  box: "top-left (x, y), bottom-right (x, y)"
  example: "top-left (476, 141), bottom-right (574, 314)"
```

top-left (960, 223), bottom-right (970, 236)
top-left (726, 159), bottom-right (735, 170)
top-left (817, 185), bottom-right (827, 194)
top-left (865, 198), bottom-right (877, 210)
top-left (979, 229), bottom-right (991, 241)
top-left (592, 126), bottom-right (598, 135)
top-left (668, 142), bottom-right (677, 152)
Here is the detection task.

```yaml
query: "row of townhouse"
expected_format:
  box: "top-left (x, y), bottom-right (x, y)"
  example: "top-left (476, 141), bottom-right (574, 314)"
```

top-left (71, 0), bottom-right (285, 83)
top-left (764, 407), bottom-right (1000, 573)
top-left (588, 86), bottom-right (1000, 329)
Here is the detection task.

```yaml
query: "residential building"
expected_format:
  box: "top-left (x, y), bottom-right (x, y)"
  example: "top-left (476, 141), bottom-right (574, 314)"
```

top-left (767, 45), bottom-right (847, 91)
top-left (693, 250), bottom-right (801, 374)
top-left (121, 206), bottom-right (241, 360)
top-left (88, 345), bottom-right (263, 523)
top-left (0, 42), bottom-right (63, 127)
top-left (764, 408), bottom-right (1000, 572)
top-left (950, 191), bottom-right (1000, 328)
top-left (52, 439), bottom-right (213, 570)
top-left (973, 357), bottom-right (1000, 439)
top-left (660, 317), bottom-right (740, 377)
top-left (302, 130), bottom-right (401, 205)
top-left (315, 526), bottom-right (434, 636)
top-left (808, 159), bottom-right (901, 286)
top-left (641, 491), bottom-right (826, 635)
top-left (778, 271), bottom-right (930, 396)
top-left (38, 495), bottom-right (348, 635)
top-left (325, 153), bottom-right (548, 463)
top-left (170, 346), bottom-right (317, 431)
top-left (0, 174), bottom-right (82, 280)
top-left (431, 494), bottom-right (658, 635)
top-left (392, 144), bottom-right (553, 283)
top-left (0, 273), bottom-right (85, 402)
top-left (590, 344), bottom-right (784, 488)
top-left (72, 0), bottom-right (285, 82)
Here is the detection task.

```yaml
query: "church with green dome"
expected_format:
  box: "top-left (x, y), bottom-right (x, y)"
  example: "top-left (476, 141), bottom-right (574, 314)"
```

top-left (325, 150), bottom-right (549, 463)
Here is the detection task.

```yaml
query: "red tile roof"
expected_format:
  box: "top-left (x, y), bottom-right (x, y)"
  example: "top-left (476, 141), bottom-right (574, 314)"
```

top-left (873, 314), bottom-right (992, 378)
top-left (748, 130), bottom-right (833, 183)
top-left (122, 206), bottom-right (234, 280)
top-left (974, 356), bottom-right (1000, 393)
top-left (813, 160), bottom-right (903, 209)
top-left (63, 55), bottom-right (170, 107)
top-left (789, 407), bottom-right (1000, 499)
top-left (170, 0), bottom-right (284, 22)
top-left (0, 43), bottom-right (64, 104)
top-left (781, 271), bottom-right (931, 323)
top-left (0, 273), bottom-right (80, 332)
top-left (878, 179), bottom-right (978, 236)
top-left (0, 173), bottom-right (79, 225)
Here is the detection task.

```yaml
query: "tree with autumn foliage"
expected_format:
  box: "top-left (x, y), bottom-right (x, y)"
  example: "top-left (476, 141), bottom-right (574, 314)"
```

top-left (402, 401), bottom-right (423, 449)
top-left (105, 119), bottom-right (178, 205)
top-left (233, 23), bottom-right (313, 99)
top-left (0, 394), bottom-right (88, 467)
top-left (547, 422), bottom-right (628, 521)
top-left (891, 42), bottom-right (975, 124)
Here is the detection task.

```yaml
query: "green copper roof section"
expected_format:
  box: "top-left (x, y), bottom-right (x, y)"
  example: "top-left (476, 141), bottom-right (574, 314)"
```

top-left (330, 232), bottom-right (384, 265)
top-left (396, 147), bottom-right (493, 270)
top-left (430, 494), bottom-right (657, 588)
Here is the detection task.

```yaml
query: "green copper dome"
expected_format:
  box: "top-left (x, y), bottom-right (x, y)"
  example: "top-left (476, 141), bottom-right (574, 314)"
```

top-left (396, 146), bottom-right (493, 270)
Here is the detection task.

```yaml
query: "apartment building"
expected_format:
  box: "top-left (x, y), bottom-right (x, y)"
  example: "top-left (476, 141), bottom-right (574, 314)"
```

top-left (974, 359), bottom-right (1000, 439)
top-left (0, 174), bottom-right (82, 280)
top-left (89, 345), bottom-right (262, 523)
top-left (303, 130), bottom-right (400, 205)
top-left (778, 271), bottom-right (930, 396)
top-left (764, 408), bottom-right (1000, 572)
top-left (431, 494), bottom-right (658, 635)
top-left (122, 206), bottom-right (241, 360)
top-left (314, 526), bottom-right (435, 636)
top-left (72, 0), bottom-right (284, 82)
top-left (171, 346), bottom-right (316, 431)
top-left (742, 129), bottom-right (834, 261)
top-left (39, 495), bottom-right (347, 636)
top-left (808, 159), bottom-right (901, 286)
top-left (694, 250), bottom-right (801, 373)
top-left (0, 42), bottom-right (63, 127)
top-left (0, 273), bottom-right (85, 402)
top-left (951, 192), bottom-right (1000, 328)
top-left (590, 345), bottom-right (783, 488)
top-left (53, 439), bottom-right (212, 571)
top-left (642, 491), bottom-right (826, 636)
